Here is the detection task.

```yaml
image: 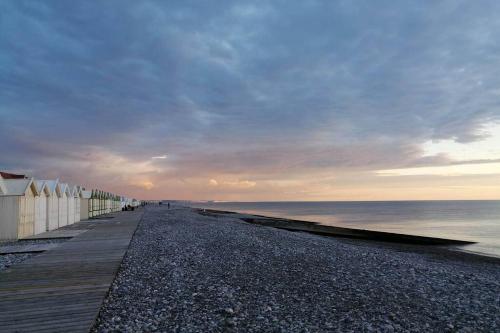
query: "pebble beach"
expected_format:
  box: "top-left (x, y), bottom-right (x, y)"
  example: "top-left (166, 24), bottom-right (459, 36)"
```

top-left (93, 206), bottom-right (500, 332)
top-left (0, 238), bottom-right (67, 273)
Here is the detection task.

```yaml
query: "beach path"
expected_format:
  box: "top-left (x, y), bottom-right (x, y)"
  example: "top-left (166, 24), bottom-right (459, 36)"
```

top-left (0, 209), bottom-right (143, 333)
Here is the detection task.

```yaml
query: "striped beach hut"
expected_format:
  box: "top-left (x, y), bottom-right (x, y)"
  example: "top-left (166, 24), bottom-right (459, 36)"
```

top-left (116, 195), bottom-right (122, 211)
top-left (100, 191), bottom-right (106, 215)
top-left (101, 191), bottom-right (106, 214)
top-left (94, 190), bottom-right (100, 216)
top-left (0, 177), bottom-right (38, 240)
top-left (89, 190), bottom-right (97, 218)
top-left (112, 194), bottom-right (118, 212)
top-left (105, 192), bottom-right (111, 214)
top-left (90, 189), bottom-right (102, 217)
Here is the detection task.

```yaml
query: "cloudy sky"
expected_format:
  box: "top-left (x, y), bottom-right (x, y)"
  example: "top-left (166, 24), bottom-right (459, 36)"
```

top-left (1, 0), bottom-right (500, 201)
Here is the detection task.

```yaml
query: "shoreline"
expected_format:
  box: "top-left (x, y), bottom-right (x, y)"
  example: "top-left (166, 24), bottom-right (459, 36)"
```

top-left (193, 207), bottom-right (500, 263)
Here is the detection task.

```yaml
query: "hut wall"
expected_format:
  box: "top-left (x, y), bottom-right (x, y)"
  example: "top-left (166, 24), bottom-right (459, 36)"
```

top-left (18, 190), bottom-right (35, 238)
top-left (34, 193), bottom-right (47, 235)
top-left (100, 197), bottom-right (105, 215)
top-left (58, 193), bottom-right (68, 227)
top-left (80, 198), bottom-right (89, 220)
top-left (47, 195), bottom-right (59, 231)
top-left (88, 194), bottom-right (93, 218)
top-left (67, 196), bottom-right (75, 225)
top-left (91, 195), bottom-right (94, 217)
top-left (75, 196), bottom-right (81, 222)
top-left (0, 196), bottom-right (19, 240)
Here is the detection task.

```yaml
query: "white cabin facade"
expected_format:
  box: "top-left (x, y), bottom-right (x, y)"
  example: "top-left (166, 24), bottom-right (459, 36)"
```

top-left (74, 186), bottom-right (82, 223)
top-left (67, 185), bottom-right (77, 225)
top-left (0, 178), bottom-right (38, 240)
top-left (58, 183), bottom-right (70, 227)
top-left (34, 180), bottom-right (50, 235)
top-left (43, 180), bottom-right (61, 231)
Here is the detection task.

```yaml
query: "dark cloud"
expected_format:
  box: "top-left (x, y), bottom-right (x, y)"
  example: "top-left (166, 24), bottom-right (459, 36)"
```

top-left (1, 0), bottom-right (500, 198)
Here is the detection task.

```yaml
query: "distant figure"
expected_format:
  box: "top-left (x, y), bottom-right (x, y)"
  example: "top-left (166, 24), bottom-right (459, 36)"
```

top-left (168, 202), bottom-right (170, 209)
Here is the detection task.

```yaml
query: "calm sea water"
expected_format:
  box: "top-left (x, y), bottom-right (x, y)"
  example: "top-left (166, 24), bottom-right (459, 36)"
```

top-left (189, 201), bottom-right (500, 258)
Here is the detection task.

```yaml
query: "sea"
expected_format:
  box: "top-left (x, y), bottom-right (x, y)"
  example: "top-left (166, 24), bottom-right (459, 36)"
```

top-left (189, 200), bottom-right (500, 258)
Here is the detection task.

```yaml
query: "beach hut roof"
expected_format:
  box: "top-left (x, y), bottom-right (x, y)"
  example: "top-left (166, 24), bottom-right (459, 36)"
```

top-left (0, 178), bottom-right (37, 196)
top-left (68, 184), bottom-right (78, 197)
top-left (41, 179), bottom-right (62, 197)
top-left (35, 180), bottom-right (51, 196)
top-left (59, 183), bottom-right (71, 196)
top-left (75, 186), bottom-right (84, 197)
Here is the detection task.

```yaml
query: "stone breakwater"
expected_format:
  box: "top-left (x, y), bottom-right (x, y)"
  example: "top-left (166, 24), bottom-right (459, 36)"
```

top-left (93, 206), bottom-right (500, 332)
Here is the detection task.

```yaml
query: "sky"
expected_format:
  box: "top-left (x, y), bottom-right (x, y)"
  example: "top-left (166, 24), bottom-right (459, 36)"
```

top-left (1, 0), bottom-right (500, 201)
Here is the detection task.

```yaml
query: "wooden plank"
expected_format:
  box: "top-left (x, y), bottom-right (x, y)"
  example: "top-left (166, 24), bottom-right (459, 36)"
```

top-left (0, 209), bottom-right (142, 333)
top-left (0, 309), bottom-right (99, 323)
top-left (0, 299), bottom-right (103, 313)
top-left (0, 296), bottom-right (105, 311)
top-left (1, 317), bottom-right (98, 331)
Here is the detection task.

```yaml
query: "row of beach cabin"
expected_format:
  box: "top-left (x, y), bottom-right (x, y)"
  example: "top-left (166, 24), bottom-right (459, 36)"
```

top-left (0, 173), bottom-right (140, 240)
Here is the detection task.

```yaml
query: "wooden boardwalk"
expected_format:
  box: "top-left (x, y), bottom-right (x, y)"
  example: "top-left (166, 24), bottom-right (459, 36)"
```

top-left (0, 210), bottom-right (143, 333)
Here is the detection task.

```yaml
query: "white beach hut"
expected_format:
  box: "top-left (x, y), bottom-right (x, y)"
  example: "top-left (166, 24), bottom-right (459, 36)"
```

top-left (80, 190), bottom-right (91, 220)
top-left (0, 177), bottom-right (38, 240)
top-left (67, 185), bottom-right (77, 225)
top-left (0, 176), bottom-right (6, 195)
top-left (34, 180), bottom-right (50, 235)
top-left (58, 183), bottom-right (70, 227)
top-left (42, 179), bottom-right (61, 231)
